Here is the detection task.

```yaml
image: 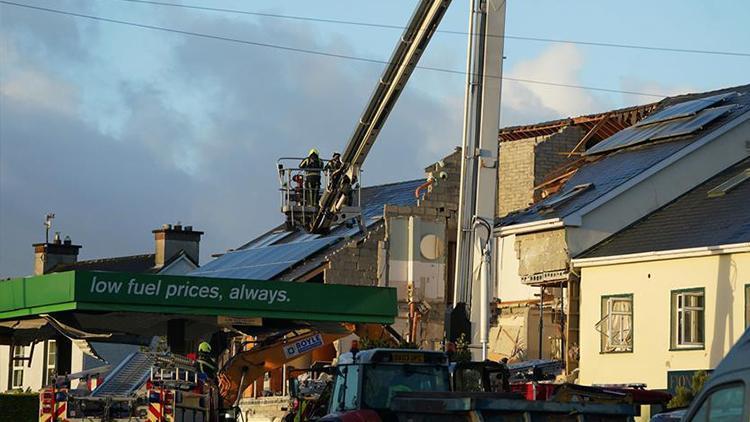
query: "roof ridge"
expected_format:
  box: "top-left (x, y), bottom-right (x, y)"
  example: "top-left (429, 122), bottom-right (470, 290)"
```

top-left (361, 178), bottom-right (424, 190)
top-left (75, 253), bottom-right (155, 264)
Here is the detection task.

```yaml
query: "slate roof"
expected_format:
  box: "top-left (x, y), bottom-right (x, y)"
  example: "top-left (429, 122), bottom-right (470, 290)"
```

top-left (52, 254), bottom-right (157, 273)
top-left (498, 84), bottom-right (750, 227)
top-left (579, 158), bottom-right (750, 258)
top-left (191, 179), bottom-right (424, 280)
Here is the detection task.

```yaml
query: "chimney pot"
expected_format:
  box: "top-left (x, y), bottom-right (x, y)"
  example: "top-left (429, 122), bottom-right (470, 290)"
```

top-left (185, 225), bottom-right (193, 231)
top-left (174, 224), bottom-right (183, 231)
top-left (53, 232), bottom-right (62, 244)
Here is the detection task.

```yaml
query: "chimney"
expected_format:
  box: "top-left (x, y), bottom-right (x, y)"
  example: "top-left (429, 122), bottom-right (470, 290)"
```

top-left (33, 233), bottom-right (81, 275)
top-left (153, 223), bottom-right (204, 268)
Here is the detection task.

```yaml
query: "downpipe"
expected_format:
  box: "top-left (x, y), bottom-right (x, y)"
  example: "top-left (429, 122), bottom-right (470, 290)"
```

top-left (473, 217), bottom-right (493, 361)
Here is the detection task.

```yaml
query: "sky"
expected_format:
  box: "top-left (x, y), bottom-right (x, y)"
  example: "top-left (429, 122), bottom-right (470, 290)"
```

top-left (1, 0), bottom-right (748, 277)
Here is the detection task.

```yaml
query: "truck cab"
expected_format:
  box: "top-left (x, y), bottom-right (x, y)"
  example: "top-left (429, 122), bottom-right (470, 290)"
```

top-left (321, 348), bottom-right (451, 421)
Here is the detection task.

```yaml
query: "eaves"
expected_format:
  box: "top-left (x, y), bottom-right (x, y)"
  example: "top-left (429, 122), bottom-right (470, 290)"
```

top-left (572, 242), bottom-right (750, 268)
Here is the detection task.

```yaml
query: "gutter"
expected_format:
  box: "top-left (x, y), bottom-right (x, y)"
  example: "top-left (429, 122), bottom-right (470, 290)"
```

top-left (572, 242), bottom-right (750, 268)
top-left (494, 218), bottom-right (563, 237)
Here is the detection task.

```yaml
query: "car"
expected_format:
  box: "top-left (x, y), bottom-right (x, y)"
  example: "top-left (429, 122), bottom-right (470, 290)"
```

top-left (680, 327), bottom-right (749, 421)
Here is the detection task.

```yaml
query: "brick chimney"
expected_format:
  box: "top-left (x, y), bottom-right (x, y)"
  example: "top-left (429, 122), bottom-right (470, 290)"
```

top-left (33, 233), bottom-right (81, 275)
top-left (153, 224), bottom-right (204, 268)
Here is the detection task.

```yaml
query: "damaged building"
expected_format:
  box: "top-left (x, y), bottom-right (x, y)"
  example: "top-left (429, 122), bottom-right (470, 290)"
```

top-left (495, 84), bottom-right (750, 372)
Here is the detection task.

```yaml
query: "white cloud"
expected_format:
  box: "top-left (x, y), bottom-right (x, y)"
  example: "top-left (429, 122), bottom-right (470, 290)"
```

top-left (619, 76), bottom-right (697, 105)
top-left (0, 36), bottom-right (79, 116)
top-left (501, 44), bottom-right (605, 125)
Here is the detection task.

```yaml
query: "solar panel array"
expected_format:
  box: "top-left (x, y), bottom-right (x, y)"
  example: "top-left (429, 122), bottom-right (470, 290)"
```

top-left (634, 92), bottom-right (736, 127)
top-left (191, 179), bottom-right (424, 281)
top-left (585, 102), bottom-right (737, 156)
top-left (191, 237), bottom-right (339, 280)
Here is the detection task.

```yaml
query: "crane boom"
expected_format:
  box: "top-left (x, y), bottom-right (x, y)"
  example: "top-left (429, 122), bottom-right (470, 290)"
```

top-left (453, 0), bottom-right (506, 359)
top-left (309, 0), bottom-right (452, 233)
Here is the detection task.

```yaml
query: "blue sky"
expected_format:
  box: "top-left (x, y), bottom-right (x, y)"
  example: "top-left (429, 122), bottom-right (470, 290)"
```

top-left (1, 0), bottom-right (748, 277)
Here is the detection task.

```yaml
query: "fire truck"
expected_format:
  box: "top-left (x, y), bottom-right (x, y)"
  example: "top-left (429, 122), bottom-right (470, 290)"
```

top-left (39, 352), bottom-right (214, 422)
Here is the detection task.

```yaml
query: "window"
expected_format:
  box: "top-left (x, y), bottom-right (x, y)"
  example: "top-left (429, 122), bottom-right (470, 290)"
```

top-left (745, 285), bottom-right (750, 329)
top-left (672, 289), bottom-right (705, 349)
top-left (11, 346), bottom-right (26, 389)
top-left (689, 383), bottom-right (745, 422)
top-left (43, 340), bottom-right (57, 386)
top-left (595, 295), bottom-right (633, 353)
top-left (707, 168), bottom-right (750, 198)
top-left (330, 365), bottom-right (361, 412)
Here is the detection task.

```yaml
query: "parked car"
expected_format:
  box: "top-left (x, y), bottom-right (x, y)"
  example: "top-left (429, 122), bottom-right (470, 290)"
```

top-left (680, 327), bottom-right (749, 421)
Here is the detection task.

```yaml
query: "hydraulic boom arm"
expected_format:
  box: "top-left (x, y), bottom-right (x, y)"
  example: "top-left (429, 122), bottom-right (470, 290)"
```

top-left (309, 0), bottom-right (452, 233)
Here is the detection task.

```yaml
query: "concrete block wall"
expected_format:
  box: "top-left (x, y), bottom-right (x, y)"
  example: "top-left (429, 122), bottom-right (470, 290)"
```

top-left (498, 137), bottom-right (538, 215)
top-left (498, 125), bottom-right (585, 215)
top-left (533, 126), bottom-right (586, 202)
top-left (421, 148), bottom-right (462, 233)
top-left (324, 224), bottom-right (384, 286)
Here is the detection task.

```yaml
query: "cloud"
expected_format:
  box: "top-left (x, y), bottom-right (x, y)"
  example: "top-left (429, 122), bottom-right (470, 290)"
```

top-left (0, 36), bottom-right (79, 116)
top-left (618, 76), bottom-right (696, 105)
top-left (501, 44), bottom-right (606, 125)
top-left (0, 7), bottom-right (461, 277)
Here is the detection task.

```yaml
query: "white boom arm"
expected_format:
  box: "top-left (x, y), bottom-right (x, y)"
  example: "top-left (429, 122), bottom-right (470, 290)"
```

top-left (453, 0), bottom-right (506, 358)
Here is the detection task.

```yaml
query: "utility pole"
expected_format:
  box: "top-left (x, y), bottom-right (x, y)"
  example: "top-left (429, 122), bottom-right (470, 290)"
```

top-left (453, 0), bottom-right (506, 359)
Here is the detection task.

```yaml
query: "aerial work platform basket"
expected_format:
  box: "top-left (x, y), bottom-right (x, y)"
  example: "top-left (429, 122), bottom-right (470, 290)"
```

top-left (276, 157), bottom-right (362, 232)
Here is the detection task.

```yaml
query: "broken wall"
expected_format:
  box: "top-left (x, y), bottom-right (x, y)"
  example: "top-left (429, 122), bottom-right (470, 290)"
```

top-left (498, 126), bottom-right (584, 215)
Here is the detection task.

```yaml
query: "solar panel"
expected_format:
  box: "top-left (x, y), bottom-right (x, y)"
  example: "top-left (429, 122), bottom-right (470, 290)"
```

top-left (585, 104), bottom-right (737, 156)
top-left (191, 237), bottom-right (339, 280)
top-left (584, 123), bottom-right (664, 155)
top-left (635, 92), bottom-right (736, 127)
top-left (649, 105), bottom-right (735, 141)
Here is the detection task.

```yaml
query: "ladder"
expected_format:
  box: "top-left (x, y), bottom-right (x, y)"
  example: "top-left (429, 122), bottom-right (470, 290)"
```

top-left (91, 352), bottom-right (155, 397)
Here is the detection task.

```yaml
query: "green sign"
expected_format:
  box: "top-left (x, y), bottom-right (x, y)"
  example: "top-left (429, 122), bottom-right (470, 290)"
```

top-left (0, 271), bottom-right (397, 324)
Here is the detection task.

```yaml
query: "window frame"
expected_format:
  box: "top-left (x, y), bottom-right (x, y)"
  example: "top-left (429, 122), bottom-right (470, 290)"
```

top-left (42, 340), bottom-right (57, 386)
top-left (10, 345), bottom-right (26, 389)
top-left (596, 294), bottom-right (634, 354)
top-left (670, 288), bottom-right (705, 350)
top-left (745, 284), bottom-right (750, 330)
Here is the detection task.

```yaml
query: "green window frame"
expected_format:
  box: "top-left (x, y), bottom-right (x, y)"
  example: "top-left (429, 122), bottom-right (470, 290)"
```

top-left (671, 288), bottom-right (705, 350)
top-left (595, 294), bottom-right (634, 353)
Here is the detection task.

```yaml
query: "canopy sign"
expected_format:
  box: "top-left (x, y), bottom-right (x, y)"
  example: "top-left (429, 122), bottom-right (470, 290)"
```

top-left (0, 271), bottom-right (397, 324)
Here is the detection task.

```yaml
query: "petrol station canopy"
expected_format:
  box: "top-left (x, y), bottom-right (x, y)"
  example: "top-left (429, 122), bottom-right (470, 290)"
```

top-left (0, 271), bottom-right (397, 347)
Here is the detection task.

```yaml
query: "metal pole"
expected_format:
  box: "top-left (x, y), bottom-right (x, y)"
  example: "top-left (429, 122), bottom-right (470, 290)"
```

top-left (282, 364), bottom-right (287, 396)
top-left (480, 240), bottom-right (491, 360)
top-left (539, 286), bottom-right (544, 360)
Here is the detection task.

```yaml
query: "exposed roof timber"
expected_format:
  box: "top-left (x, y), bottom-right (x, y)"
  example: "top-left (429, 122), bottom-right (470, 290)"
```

top-left (498, 103), bottom-right (658, 142)
top-left (567, 113), bottom-right (612, 157)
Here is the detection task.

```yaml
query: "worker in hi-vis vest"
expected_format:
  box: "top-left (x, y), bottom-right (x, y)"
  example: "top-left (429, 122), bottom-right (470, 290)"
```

top-left (196, 341), bottom-right (217, 381)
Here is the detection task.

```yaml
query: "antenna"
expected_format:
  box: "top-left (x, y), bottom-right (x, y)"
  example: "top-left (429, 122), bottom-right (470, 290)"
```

top-left (44, 213), bottom-right (55, 244)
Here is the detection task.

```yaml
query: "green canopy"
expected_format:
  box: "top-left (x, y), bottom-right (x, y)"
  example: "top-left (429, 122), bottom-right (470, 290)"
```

top-left (0, 271), bottom-right (396, 323)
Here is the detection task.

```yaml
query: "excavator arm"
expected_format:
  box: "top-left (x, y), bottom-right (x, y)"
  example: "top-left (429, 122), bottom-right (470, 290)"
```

top-left (216, 324), bottom-right (399, 406)
top-left (309, 0), bottom-right (452, 233)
